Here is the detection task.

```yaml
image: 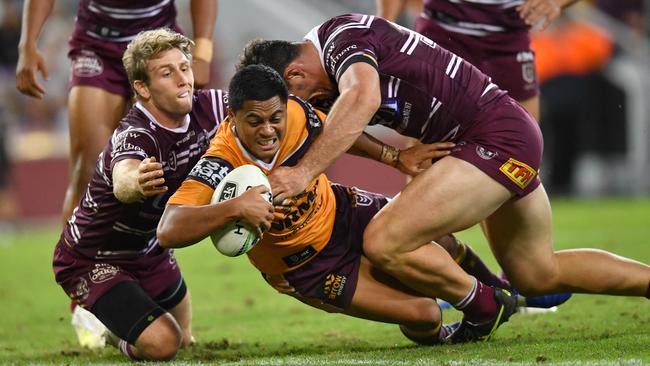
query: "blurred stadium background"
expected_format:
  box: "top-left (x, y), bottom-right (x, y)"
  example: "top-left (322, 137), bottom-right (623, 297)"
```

top-left (0, 0), bottom-right (648, 230)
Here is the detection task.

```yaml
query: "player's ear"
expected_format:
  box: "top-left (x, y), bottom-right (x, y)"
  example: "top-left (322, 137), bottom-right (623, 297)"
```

top-left (284, 63), bottom-right (305, 82)
top-left (133, 80), bottom-right (150, 99)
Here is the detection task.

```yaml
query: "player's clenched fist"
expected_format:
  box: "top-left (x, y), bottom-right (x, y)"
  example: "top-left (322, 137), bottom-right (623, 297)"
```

top-left (235, 185), bottom-right (275, 237)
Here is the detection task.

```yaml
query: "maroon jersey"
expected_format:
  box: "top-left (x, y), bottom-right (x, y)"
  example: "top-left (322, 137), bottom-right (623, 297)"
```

top-left (70, 0), bottom-right (181, 56)
top-left (422, 0), bottom-right (529, 40)
top-left (61, 89), bottom-right (228, 260)
top-left (305, 14), bottom-right (507, 143)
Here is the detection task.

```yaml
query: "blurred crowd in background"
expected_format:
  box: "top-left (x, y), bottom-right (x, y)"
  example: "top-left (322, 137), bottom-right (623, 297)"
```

top-left (0, 0), bottom-right (648, 227)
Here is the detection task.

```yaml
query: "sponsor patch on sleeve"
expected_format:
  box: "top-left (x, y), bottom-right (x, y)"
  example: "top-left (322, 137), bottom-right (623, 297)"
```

top-left (499, 158), bottom-right (537, 189)
top-left (186, 156), bottom-right (233, 189)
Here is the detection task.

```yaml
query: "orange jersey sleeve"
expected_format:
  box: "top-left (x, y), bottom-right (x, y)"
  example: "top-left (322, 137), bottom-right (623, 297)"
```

top-left (167, 179), bottom-right (215, 206)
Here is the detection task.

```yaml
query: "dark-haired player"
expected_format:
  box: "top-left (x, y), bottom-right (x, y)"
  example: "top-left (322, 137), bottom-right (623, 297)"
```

top-left (237, 14), bottom-right (650, 343)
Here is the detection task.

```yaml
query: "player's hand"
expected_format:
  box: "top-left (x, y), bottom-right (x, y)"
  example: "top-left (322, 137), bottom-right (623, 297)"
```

top-left (236, 185), bottom-right (275, 237)
top-left (15, 46), bottom-right (49, 98)
top-left (138, 157), bottom-right (168, 197)
top-left (398, 142), bottom-right (455, 176)
top-left (268, 166), bottom-right (311, 204)
top-left (192, 58), bottom-right (210, 88)
top-left (517, 0), bottom-right (562, 31)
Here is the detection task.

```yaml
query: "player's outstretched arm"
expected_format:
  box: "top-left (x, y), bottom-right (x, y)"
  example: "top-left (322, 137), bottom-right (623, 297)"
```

top-left (113, 157), bottom-right (168, 204)
top-left (16, 0), bottom-right (55, 98)
top-left (269, 62), bottom-right (380, 203)
top-left (189, 0), bottom-right (217, 87)
top-left (157, 185), bottom-right (274, 248)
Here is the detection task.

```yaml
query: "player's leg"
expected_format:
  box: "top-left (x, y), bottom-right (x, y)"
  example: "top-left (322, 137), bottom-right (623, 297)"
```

top-left (344, 256), bottom-right (450, 344)
top-left (62, 86), bottom-right (127, 223)
top-left (363, 156), bottom-right (511, 300)
top-left (485, 184), bottom-right (650, 297)
top-left (92, 281), bottom-right (182, 361)
top-left (363, 156), bottom-right (518, 343)
top-left (165, 288), bottom-right (194, 347)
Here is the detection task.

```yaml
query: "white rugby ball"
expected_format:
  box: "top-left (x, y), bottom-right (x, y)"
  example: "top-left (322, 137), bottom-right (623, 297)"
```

top-left (209, 165), bottom-right (272, 257)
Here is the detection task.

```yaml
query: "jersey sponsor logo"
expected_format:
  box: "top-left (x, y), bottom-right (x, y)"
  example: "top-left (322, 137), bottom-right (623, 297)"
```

top-left (499, 158), bottom-right (537, 189)
top-left (323, 273), bottom-right (347, 301)
top-left (282, 245), bottom-right (317, 267)
top-left (271, 179), bottom-right (325, 235)
top-left (89, 263), bottom-right (120, 284)
top-left (187, 157), bottom-right (231, 189)
top-left (476, 146), bottom-right (498, 160)
top-left (327, 44), bottom-right (358, 75)
top-left (71, 50), bottom-right (103, 78)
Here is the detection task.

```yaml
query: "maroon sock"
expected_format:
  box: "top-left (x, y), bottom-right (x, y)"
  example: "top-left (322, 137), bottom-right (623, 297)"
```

top-left (458, 244), bottom-right (511, 290)
top-left (454, 278), bottom-right (498, 324)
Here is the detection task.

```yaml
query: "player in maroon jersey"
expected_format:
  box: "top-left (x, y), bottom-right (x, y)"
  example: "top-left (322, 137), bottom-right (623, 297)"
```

top-left (16, 0), bottom-right (217, 224)
top-left (51, 29), bottom-right (263, 361)
top-left (238, 14), bottom-right (650, 343)
top-left (376, 0), bottom-right (579, 120)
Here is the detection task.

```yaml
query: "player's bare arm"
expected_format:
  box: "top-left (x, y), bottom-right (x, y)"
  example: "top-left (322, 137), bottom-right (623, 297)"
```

top-left (16, 0), bottom-right (55, 98)
top-left (349, 132), bottom-right (455, 176)
top-left (517, 0), bottom-right (581, 30)
top-left (269, 62), bottom-right (380, 203)
top-left (158, 185), bottom-right (274, 248)
top-left (376, 0), bottom-right (407, 22)
top-left (112, 157), bottom-right (167, 204)
top-left (189, 0), bottom-right (217, 87)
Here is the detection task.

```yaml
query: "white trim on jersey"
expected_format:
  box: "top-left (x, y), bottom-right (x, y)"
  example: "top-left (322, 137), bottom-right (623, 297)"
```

top-left (305, 15), bottom-right (375, 73)
top-left (113, 222), bottom-right (157, 236)
top-left (136, 102), bottom-right (191, 133)
top-left (481, 82), bottom-right (498, 97)
top-left (88, 0), bottom-right (171, 19)
top-left (210, 89), bottom-right (227, 123)
top-left (387, 76), bottom-right (402, 98)
top-left (446, 54), bottom-right (463, 79)
top-left (85, 31), bottom-right (140, 43)
top-left (420, 97), bottom-right (443, 134)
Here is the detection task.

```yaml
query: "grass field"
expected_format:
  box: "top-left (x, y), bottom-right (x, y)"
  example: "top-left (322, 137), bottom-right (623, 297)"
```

top-left (1, 198), bottom-right (649, 365)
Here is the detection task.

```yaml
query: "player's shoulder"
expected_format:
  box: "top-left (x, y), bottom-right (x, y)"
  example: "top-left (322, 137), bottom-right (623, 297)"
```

top-left (192, 88), bottom-right (229, 124)
top-left (287, 95), bottom-right (324, 129)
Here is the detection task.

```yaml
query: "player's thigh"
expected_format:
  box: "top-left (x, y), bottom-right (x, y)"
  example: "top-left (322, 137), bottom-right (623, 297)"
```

top-left (483, 184), bottom-right (557, 291)
top-left (166, 291), bottom-right (193, 346)
top-left (68, 86), bottom-right (127, 158)
top-left (345, 257), bottom-right (441, 329)
top-left (367, 156), bottom-right (511, 252)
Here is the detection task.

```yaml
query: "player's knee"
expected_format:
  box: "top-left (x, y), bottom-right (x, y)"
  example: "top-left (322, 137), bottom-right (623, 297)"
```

top-left (136, 317), bottom-right (182, 361)
top-left (509, 268), bottom-right (561, 296)
top-left (363, 221), bottom-right (399, 267)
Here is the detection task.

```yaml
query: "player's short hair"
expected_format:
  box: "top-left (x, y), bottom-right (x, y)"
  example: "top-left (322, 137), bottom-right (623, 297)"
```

top-left (237, 39), bottom-right (301, 77)
top-left (122, 28), bottom-right (193, 87)
top-left (228, 64), bottom-right (289, 112)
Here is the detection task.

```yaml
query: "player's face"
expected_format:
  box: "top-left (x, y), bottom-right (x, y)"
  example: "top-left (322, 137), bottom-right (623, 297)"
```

top-left (140, 48), bottom-right (194, 125)
top-left (285, 57), bottom-right (335, 106)
top-left (232, 96), bottom-right (287, 163)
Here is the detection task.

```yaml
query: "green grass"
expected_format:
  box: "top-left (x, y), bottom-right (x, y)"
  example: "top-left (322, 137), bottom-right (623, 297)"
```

top-left (1, 198), bottom-right (649, 365)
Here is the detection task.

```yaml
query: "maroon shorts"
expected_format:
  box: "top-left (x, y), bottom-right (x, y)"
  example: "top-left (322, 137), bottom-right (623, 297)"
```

top-left (451, 97), bottom-right (543, 198)
top-left (68, 47), bottom-right (132, 99)
top-left (416, 16), bottom-right (538, 101)
top-left (53, 240), bottom-right (182, 310)
top-left (263, 184), bottom-right (388, 311)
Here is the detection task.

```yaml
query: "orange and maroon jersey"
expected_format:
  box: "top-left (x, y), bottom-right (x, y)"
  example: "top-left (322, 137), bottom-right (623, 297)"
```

top-left (168, 96), bottom-right (337, 275)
